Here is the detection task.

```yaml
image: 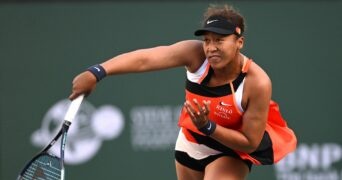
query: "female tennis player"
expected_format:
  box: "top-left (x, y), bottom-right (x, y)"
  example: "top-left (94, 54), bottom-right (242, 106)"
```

top-left (69, 4), bottom-right (296, 180)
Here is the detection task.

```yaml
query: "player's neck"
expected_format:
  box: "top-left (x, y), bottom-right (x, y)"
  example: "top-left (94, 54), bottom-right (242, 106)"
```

top-left (213, 53), bottom-right (243, 83)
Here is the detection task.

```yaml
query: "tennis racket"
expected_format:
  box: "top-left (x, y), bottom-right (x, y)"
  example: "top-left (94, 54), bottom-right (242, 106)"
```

top-left (17, 94), bottom-right (84, 180)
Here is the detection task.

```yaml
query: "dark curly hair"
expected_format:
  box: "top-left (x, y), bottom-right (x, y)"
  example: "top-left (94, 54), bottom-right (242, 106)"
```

top-left (202, 4), bottom-right (246, 35)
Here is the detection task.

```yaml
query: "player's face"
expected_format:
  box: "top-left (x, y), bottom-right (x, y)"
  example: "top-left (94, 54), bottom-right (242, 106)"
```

top-left (202, 32), bottom-right (243, 69)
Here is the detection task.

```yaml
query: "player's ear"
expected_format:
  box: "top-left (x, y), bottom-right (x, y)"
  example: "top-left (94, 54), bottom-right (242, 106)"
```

top-left (237, 36), bottom-right (244, 50)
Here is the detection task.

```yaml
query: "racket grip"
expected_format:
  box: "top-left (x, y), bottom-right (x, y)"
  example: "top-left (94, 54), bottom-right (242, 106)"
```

top-left (64, 94), bottom-right (84, 123)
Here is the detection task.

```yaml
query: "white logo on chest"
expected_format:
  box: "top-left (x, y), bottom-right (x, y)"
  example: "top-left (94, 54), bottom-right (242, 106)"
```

top-left (214, 105), bottom-right (233, 119)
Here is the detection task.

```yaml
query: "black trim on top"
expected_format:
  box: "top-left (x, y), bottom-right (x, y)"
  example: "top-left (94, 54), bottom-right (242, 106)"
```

top-left (175, 150), bottom-right (252, 172)
top-left (249, 131), bottom-right (274, 164)
top-left (186, 71), bottom-right (246, 97)
top-left (187, 129), bottom-right (274, 165)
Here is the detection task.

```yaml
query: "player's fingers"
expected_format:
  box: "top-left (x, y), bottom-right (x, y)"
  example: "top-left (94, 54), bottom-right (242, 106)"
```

top-left (184, 102), bottom-right (195, 118)
top-left (69, 91), bottom-right (80, 100)
top-left (186, 101), bottom-right (200, 118)
top-left (193, 99), bottom-right (208, 117)
top-left (186, 101), bottom-right (197, 113)
top-left (203, 100), bottom-right (211, 115)
top-left (192, 99), bottom-right (202, 113)
top-left (200, 106), bottom-right (207, 115)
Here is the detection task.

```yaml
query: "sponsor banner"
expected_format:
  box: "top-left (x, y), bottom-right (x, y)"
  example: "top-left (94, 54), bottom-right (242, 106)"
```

top-left (31, 99), bottom-right (182, 165)
top-left (130, 105), bottom-right (182, 151)
top-left (31, 99), bottom-right (125, 165)
top-left (275, 143), bottom-right (342, 180)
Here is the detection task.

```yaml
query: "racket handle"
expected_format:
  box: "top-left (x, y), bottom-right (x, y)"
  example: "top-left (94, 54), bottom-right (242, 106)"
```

top-left (64, 94), bottom-right (84, 123)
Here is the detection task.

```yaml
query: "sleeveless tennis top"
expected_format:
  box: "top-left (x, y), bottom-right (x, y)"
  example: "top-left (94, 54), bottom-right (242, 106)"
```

top-left (176, 57), bottom-right (297, 165)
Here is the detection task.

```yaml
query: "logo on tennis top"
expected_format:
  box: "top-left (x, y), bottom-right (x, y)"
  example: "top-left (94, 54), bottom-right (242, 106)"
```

top-left (219, 101), bottom-right (232, 107)
top-left (31, 99), bottom-right (125, 165)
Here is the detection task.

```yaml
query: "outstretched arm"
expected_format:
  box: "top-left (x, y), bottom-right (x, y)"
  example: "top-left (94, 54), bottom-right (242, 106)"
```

top-left (101, 40), bottom-right (203, 75)
top-left (69, 40), bottom-right (205, 99)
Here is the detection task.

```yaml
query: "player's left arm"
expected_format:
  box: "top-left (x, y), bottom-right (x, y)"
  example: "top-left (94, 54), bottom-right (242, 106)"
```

top-left (211, 64), bottom-right (272, 153)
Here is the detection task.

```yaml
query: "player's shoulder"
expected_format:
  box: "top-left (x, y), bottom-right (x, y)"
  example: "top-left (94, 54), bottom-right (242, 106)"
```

top-left (171, 40), bottom-right (206, 72)
top-left (172, 39), bottom-right (203, 50)
top-left (246, 60), bottom-right (272, 92)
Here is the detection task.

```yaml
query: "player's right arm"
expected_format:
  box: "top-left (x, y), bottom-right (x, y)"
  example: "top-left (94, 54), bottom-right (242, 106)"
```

top-left (69, 40), bottom-right (205, 100)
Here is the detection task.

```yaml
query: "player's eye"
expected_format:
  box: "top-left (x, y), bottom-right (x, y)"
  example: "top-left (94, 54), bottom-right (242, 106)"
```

top-left (203, 38), bottom-right (210, 43)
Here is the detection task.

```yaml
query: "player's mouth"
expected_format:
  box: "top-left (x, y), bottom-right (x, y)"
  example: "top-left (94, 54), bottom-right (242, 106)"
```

top-left (208, 55), bottom-right (221, 63)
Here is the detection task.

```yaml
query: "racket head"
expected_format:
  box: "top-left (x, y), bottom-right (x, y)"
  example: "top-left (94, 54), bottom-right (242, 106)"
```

top-left (17, 152), bottom-right (63, 180)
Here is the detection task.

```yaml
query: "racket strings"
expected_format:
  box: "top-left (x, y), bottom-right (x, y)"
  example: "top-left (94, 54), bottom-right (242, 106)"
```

top-left (20, 154), bottom-right (61, 180)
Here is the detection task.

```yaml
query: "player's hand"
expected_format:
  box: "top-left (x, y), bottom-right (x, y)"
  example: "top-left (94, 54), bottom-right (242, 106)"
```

top-left (184, 99), bottom-right (211, 129)
top-left (69, 71), bottom-right (97, 100)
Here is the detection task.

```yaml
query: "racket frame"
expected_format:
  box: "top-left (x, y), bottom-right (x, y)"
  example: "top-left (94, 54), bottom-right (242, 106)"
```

top-left (17, 95), bottom-right (84, 180)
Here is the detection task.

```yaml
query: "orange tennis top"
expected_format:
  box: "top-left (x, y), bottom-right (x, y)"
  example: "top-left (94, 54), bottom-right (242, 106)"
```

top-left (178, 59), bottom-right (297, 165)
